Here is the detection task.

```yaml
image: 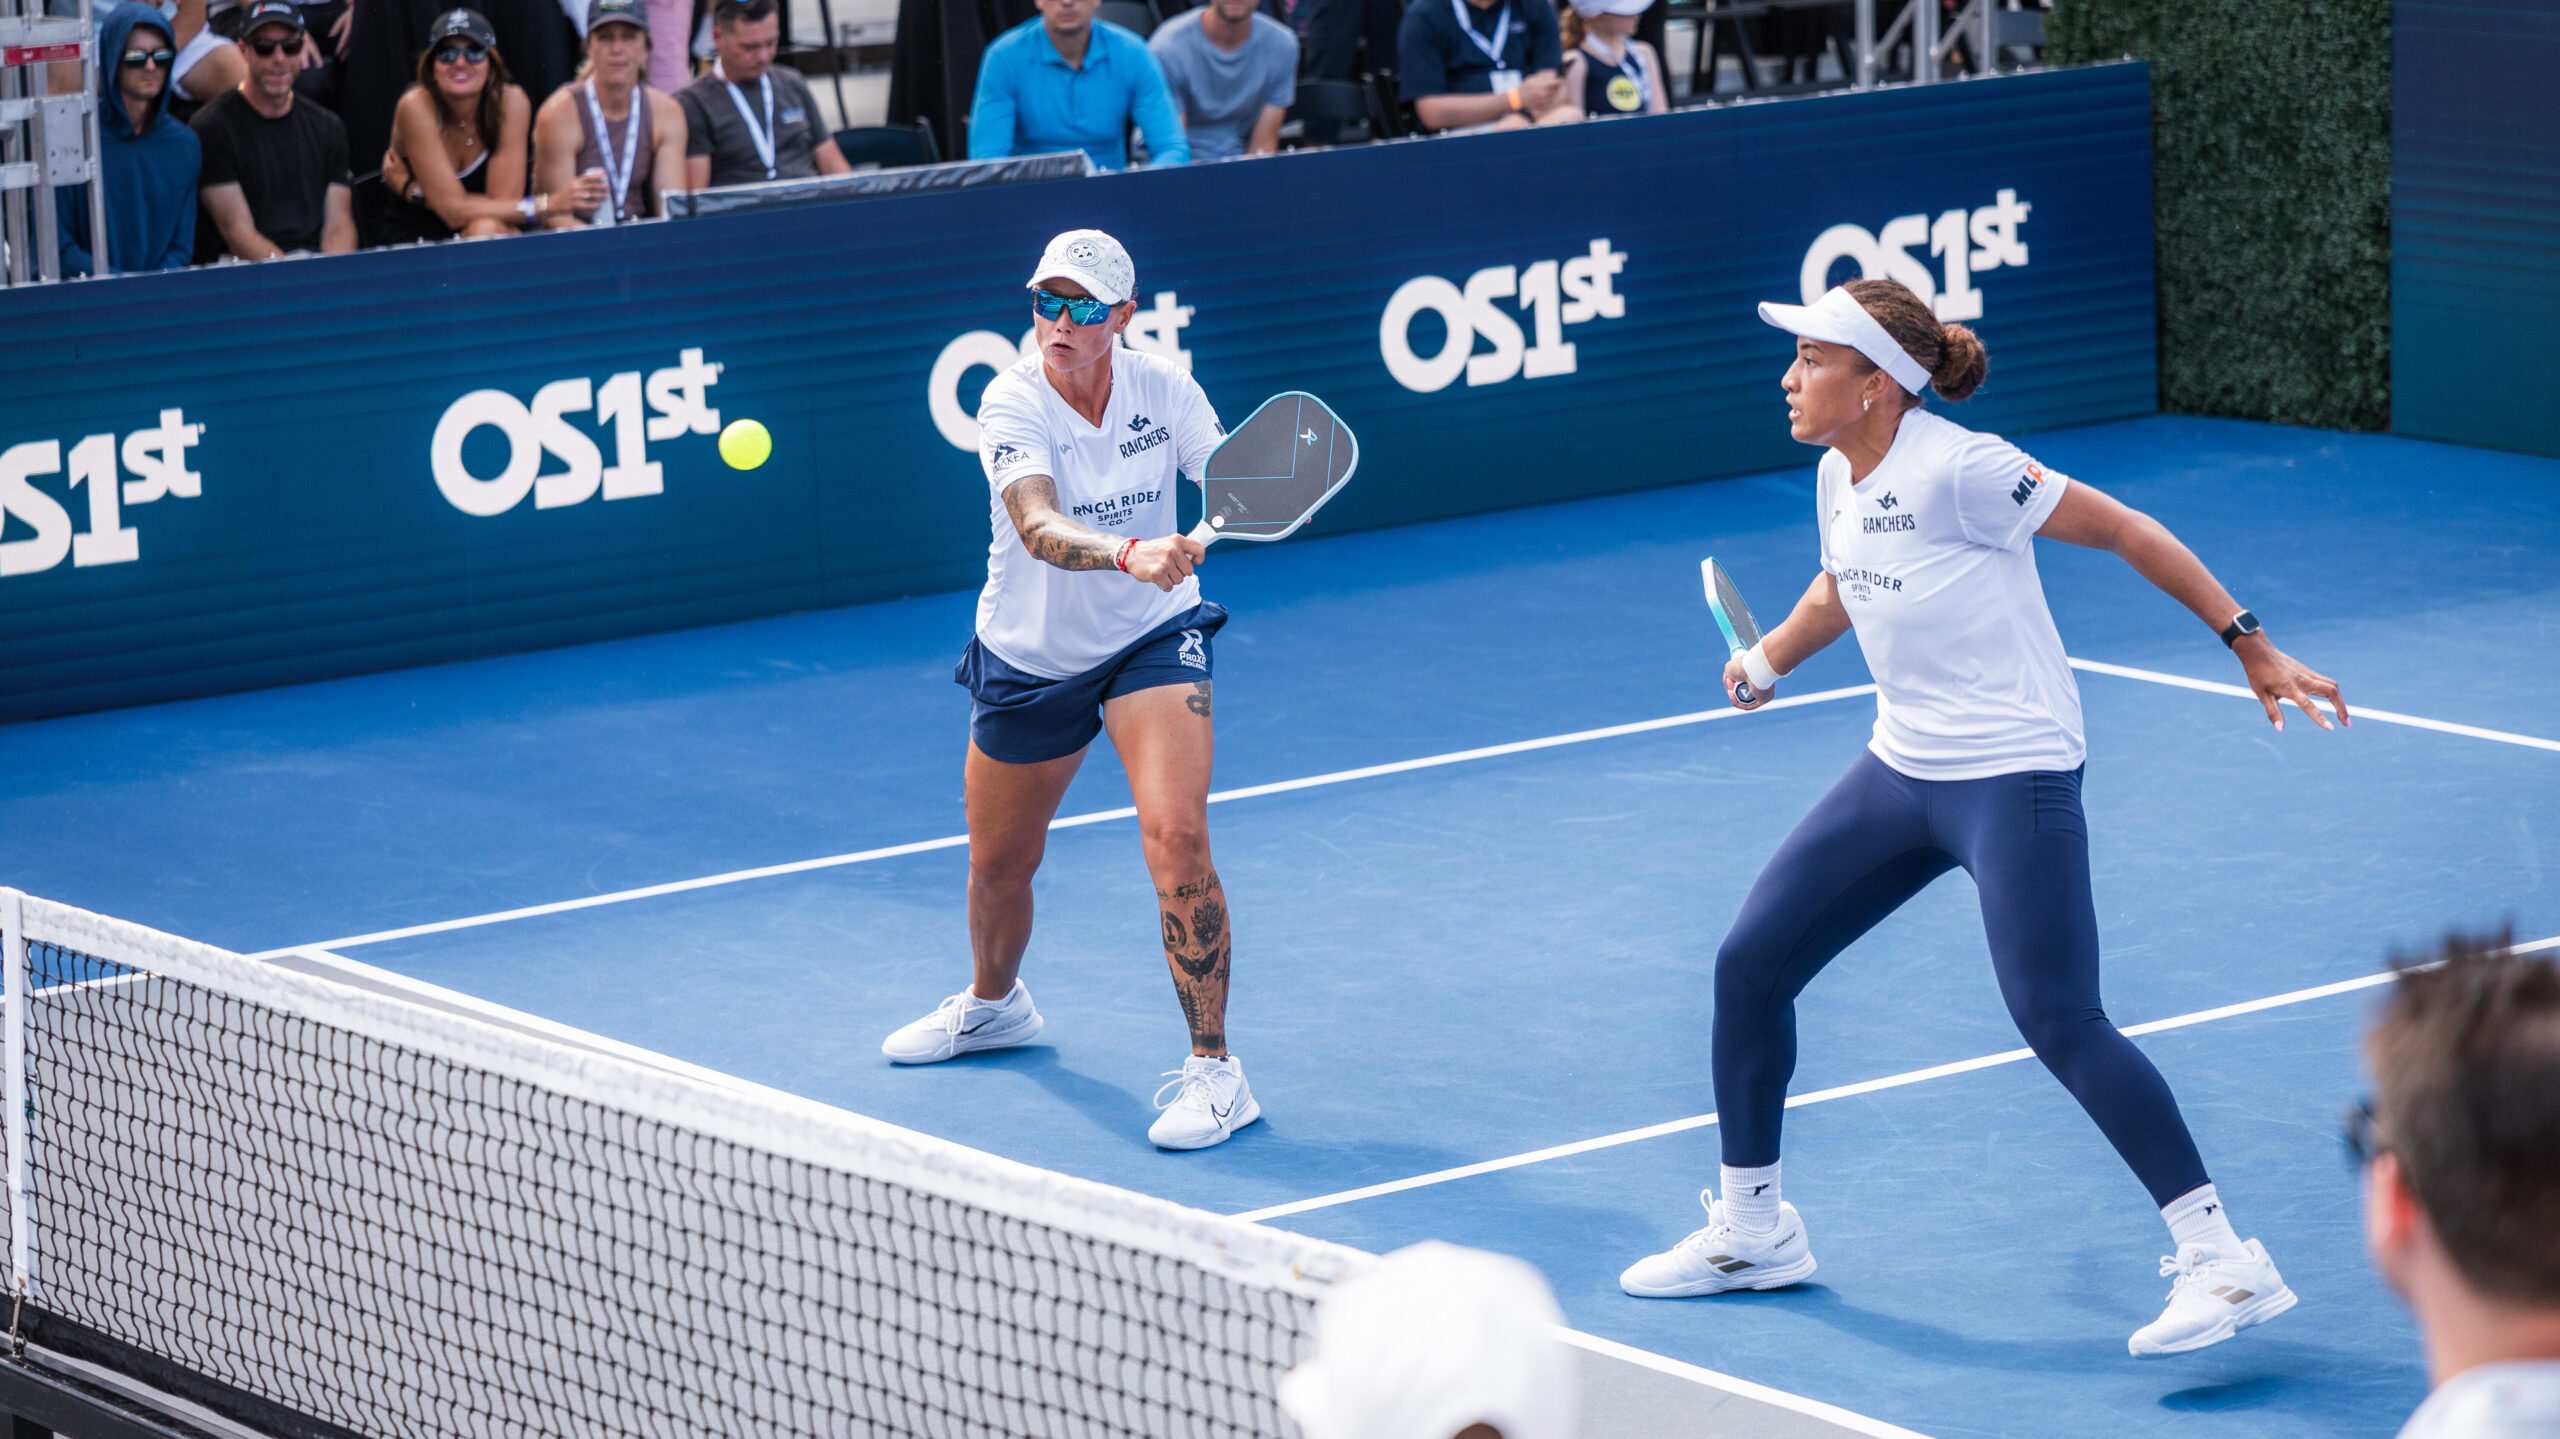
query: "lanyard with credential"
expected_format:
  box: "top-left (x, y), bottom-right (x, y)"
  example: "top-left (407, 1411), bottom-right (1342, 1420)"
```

top-left (580, 79), bottom-right (642, 220)
top-left (718, 64), bottom-right (777, 179)
top-left (1449, 0), bottom-right (1511, 71)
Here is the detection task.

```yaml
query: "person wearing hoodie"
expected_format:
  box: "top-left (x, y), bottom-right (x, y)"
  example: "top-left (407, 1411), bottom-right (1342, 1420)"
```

top-left (57, 2), bottom-right (203, 276)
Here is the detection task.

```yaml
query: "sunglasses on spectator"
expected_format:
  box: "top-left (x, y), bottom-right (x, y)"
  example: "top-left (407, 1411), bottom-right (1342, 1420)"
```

top-left (434, 42), bottom-right (489, 63)
top-left (247, 33), bottom-right (306, 55)
top-left (2341, 1096), bottom-right (2386, 1171)
top-left (1031, 288), bottom-right (1114, 326)
top-left (121, 46), bottom-right (177, 66)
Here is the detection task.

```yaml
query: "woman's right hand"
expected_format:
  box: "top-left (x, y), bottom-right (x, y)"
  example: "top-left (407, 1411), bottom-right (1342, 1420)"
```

top-left (1722, 654), bottom-right (1770, 710)
top-left (380, 146), bottom-right (410, 197)
top-left (1123, 535), bottom-right (1204, 592)
top-left (553, 172), bottom-right (608, 221)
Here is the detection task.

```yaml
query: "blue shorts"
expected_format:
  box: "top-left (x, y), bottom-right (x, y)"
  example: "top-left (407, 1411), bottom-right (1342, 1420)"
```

top-left (955, 602), bottom-right (1227, 765)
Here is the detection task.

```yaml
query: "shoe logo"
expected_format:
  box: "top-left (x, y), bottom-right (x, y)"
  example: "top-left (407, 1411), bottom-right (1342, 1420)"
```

top-left (1129, 414), bottom-right (1153, 433)
top-left (1210, 1099), bottom-right (1235, 1122)
top-left (1703, 1255), bottom-right (1756, 1274)
top-left (2210, 1286), bottom-right (2254, 1303)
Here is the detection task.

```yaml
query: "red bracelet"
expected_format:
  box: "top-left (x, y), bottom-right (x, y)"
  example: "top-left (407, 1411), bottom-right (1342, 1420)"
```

top-left (1115, 538), bottom-right (1138, 572)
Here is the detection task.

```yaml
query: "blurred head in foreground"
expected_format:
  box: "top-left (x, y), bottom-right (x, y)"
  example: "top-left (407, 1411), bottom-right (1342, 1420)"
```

top-left (1281, 1242), bottom-right (1577, 1439)
top-left (2359, 929), bottom-right (2560, 1437)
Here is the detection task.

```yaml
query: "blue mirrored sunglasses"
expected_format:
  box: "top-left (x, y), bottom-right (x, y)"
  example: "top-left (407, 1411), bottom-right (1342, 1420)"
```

top-left (1031, 288), bottom-right (1113, 326)
top-left (434, 41), bottom-right (490, 63)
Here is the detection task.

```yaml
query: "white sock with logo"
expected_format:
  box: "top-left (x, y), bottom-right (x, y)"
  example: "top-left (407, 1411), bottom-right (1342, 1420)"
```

top-left (2161, 1183), bottom-right (2244, 1256)
top-left (1720, 1162), bottom-right (1782, 1234)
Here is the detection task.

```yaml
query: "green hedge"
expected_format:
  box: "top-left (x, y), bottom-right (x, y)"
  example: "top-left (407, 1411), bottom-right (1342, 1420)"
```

top-left (2048, 0), bottom-right (2390, 431)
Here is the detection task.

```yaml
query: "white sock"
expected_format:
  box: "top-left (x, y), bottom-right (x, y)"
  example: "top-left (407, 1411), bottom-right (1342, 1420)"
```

top-left (2162, 1183), bottom-right (2245, 1255)
top-left (1720, 1162), bottom-right (1782, 1233)
top-left (971, 981), bottom-right (1021, 1010)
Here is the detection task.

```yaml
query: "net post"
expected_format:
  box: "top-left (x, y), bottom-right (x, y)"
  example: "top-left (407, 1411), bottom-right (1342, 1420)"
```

top-left (2, 885), bottom-right (28, 1348)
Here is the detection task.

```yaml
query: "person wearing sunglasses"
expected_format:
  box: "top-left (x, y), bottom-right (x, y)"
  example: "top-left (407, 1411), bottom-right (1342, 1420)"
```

top-left (55, 2), bottom-right (202, 275)
top-left (378, 8), bottom-right (598, 241)
top-left (881, 230), bottom-right (1260, 1153)
top-left (2358, 932), bottom-right (2560, 1439)
top-left (191, 0), bottom-right (355, 260)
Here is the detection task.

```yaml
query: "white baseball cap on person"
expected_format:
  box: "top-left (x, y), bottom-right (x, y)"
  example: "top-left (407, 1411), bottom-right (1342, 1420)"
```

top-left (1278, 1241), bottom-right (1578, 1439)
top-left (1027, 229), bottom-right (1136, 307)
top-left (1758, 284), bottom-right (1932, 394)
top-left (1567, 0), bottom-right (1653, 17)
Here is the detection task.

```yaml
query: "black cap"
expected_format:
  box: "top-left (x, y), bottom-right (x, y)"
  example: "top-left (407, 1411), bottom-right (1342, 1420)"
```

top-left (239, 0), bottom-right (305, 33)
top-left (426, 7), bottom-right (497, 47)
top-left (585, 0), bottom-right (647, 32)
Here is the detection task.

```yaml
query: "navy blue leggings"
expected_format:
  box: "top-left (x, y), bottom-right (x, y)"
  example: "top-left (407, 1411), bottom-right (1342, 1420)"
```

top-left (1712, 752), bottom-right (2209, 1207)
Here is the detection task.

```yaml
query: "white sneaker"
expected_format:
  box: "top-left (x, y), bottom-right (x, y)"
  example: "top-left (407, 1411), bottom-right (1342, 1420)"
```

top-left (880, 981), bottom-right (1045, 1064)
top-left (1147, 1055), bottom-right (1260, 1150)
top-left (2129, 1240), bottom-right (2297, 1357)
top-left (1620, 1190), bottom-right (1818, 1297)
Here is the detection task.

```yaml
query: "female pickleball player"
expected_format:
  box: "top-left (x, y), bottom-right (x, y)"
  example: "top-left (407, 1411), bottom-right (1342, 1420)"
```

top-left (880, 229), bottom-right (1259, 1151)
top-left (1620, 279), bottom-right (2350, 1356)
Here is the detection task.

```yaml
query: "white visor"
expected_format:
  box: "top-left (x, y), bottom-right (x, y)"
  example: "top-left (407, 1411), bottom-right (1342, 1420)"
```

top-left (1568, 0), bottom-right (1652, 15)
top-left (1758, 286), bottom-right (1931, 394)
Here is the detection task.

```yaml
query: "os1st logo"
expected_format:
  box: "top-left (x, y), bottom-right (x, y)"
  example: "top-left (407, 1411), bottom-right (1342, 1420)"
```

top-left (431, 349), bottom-right (724, 517)
top-left (1380, 240), bottom-right (1627, 394)
top-left (1800, 189), bottom-right (2031, 321)
top-left (0, 411), bottom-right (205, 578)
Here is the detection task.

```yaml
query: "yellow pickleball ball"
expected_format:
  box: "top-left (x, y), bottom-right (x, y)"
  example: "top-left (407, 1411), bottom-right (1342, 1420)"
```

top-left (718, 418), bottom-right (772, 470)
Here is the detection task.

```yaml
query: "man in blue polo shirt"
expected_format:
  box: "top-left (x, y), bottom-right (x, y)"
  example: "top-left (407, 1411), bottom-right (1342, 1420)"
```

top-left (1399, 0), bottom-right (1580, 131)
top-left (969, 0), bottom-right (1192, 169)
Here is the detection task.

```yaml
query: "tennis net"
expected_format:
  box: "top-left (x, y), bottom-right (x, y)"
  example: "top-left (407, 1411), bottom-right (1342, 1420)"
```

top-left (0, 889), bottom-right (1357, 1438)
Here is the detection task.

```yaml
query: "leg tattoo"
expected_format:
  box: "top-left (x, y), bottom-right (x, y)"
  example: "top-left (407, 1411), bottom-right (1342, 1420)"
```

top-left (1185, 681), bottom-right (1212, 718)
top-left (1157, 873), bottom-right (1231, 1054)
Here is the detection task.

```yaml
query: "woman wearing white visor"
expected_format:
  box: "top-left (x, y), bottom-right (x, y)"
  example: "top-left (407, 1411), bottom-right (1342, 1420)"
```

top-left (1621, 279), bottom-right (2349, 1358)
top-left (1557, 0), bottom-right (1666, 119)
top-left (880, 229), bottom-right (1260, 1152)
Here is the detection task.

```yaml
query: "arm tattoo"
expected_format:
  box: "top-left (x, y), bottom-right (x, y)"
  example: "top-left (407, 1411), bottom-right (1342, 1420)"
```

top-left (1004, 475), bottom-right (1122, 572)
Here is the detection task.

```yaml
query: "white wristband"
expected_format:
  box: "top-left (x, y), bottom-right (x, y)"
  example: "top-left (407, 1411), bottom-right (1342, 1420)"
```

top-left (1742, 643), bottom-right (1783, 694)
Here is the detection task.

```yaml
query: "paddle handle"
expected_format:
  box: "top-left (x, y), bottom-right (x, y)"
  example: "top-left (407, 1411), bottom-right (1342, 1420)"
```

top-left (1186, 516), bottom-right (1223, 548)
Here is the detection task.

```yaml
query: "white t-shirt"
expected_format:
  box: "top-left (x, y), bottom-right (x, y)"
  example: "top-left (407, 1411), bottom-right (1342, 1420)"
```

top-left (974, 346), bottom-right (1222, 679)
top-left (2398, 1362), bottom-right (2560, 1439)
top-left (1815, 406), bottom-right (2083, 781)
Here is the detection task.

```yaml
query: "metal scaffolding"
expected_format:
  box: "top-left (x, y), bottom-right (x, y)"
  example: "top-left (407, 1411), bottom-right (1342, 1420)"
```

top-left (1, 0), bottom-right (105, 285)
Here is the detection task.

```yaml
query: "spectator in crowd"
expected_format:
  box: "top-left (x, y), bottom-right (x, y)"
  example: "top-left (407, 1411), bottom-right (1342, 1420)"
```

top-left (338, 0), bottom-right (580, 189)
top-left (677, 0), bottom-right (850, 189)
top-left (379, 10), bottom-right (594, 239)
top-left (166, 0), bottom-right (247, 121)
top-left (636, 0), bottom-right (690, 93)
top-left (1148, 0), bottom-right (1295, 161)
top-left (1398, 0), bottom-right (1578, 132)
top-left (2358, 932), bottom-right (2560, 1439)
top-left (57, 3), bottom-right (202, 275)
top-left (534, 0), bottom-right (686, 222)
top-left (967, 0), bottom-right (1191, 170)
top-left (1556, 0), bottom-right (1665, 118)
top-left (1280, 1241), bottom-right (1577, 1439)
top-left (191, 0), bottom-right (356, 260)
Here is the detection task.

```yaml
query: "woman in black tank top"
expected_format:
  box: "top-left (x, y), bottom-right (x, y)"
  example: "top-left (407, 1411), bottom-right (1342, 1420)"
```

top-left (377, 8), bottom-right (597, 242)
top-left (1558, 0), bottom-right (1669, 119)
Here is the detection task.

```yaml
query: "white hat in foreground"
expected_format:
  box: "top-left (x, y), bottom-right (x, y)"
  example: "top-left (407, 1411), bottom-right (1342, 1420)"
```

top-left (1568, 0), bottom-right (1654, 18)
top-left (1028, 229), bottom-right (1135, 306)
top-left (1280, 1241), bottom-right (1578, 1439)
top-left (1758, 284), bottom-right (1931, 394)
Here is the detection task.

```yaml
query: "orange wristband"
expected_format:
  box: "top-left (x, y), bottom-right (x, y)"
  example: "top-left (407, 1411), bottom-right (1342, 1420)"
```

top-left (1507, 86), bottom-right (1524, 111)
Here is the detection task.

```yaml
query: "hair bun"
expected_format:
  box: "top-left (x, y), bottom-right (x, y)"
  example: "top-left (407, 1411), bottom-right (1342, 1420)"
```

top-left (1931, 323), bottom-right (1987, 402)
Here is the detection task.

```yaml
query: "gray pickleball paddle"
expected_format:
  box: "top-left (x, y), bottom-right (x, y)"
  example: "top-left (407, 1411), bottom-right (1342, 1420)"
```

top-left (1184, 392), bottom-right (1359, 547)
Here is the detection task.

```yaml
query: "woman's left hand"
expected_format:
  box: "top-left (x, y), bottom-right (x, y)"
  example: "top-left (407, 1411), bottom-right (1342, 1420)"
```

top-left (2235, 636), bottom-right (2349, 732)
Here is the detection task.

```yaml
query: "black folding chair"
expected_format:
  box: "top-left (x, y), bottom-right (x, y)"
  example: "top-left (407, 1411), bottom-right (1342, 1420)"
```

top-left (1287, 77), bottom-right (1377, 146)
top-left (832, 119), bottom-right (942, 168)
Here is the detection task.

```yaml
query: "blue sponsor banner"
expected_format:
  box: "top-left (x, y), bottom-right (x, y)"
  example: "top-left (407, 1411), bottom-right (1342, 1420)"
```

top-left (0, 62), bottom-right (2152, 723)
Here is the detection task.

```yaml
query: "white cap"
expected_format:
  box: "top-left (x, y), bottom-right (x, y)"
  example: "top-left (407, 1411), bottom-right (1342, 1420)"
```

top-left (1568, 0), bottom-right (1653, 17)
top-left (1026, 229), bottom-right (1135, 306)
top-left (1279, 1242), bottom-right (1578, 1439)
top-left (1757, 285), bottom-right (1932, 394)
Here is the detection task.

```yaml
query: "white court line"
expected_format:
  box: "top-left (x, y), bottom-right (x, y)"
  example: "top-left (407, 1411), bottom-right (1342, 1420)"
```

top-left (2068, 658), bottom-right (2560, 752)
top-left (1230, 934), bottom-right (2560, 1223)
top-left (271, 685), bottom-right (1880, 952)
top-left (274, 658), bottom-right (2556, 955)
top-left (1559, 1328), bottom-right (1937, 1439)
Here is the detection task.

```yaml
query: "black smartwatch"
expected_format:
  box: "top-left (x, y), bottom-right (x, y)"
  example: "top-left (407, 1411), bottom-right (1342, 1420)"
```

top-left (2219, 610), bottom-right (2262, 648)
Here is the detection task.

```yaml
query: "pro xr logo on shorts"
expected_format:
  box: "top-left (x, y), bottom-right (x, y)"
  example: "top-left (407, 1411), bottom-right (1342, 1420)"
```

top-left (1176, 630), bottom-right (1207, 670)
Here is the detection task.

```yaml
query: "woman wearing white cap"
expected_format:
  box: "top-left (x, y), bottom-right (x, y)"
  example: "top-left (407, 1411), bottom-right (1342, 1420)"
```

top-left (1621, 278), bottom-right (2348, 1358)
top-left (1556, 0), bottom-right (1666, 120)
top-left (881, 229), bottom-right (1261, 1152)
